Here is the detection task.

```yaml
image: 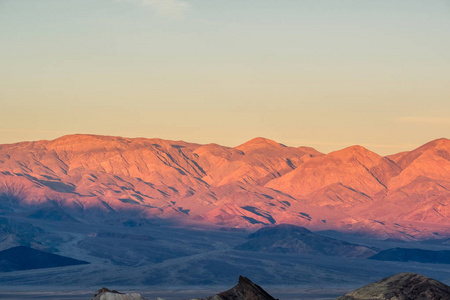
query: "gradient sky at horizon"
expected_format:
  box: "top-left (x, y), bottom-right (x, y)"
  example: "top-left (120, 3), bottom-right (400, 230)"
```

top-left (1, 0), bottom-right (449, 155)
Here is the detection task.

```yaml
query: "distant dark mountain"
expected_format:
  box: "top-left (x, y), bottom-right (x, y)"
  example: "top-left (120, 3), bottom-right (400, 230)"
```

top-left (369, 247), bottom-right (450, 264)
top-left (337, 272), bottom-right (450, 300)
top-left (201, 276), bottom-right (276, 300)
top-left (0, 217), bottom-right (45, 248)
top-left (421, 237), bottom-right (450, 245)
top-left (0, 246), bottom-right (89, 272)
top-left (234, 224), bottom-right (376, 258)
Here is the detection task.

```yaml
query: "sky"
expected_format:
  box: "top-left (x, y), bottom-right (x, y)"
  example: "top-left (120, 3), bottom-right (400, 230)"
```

top-left (1, 0), bottom-right (449, 155)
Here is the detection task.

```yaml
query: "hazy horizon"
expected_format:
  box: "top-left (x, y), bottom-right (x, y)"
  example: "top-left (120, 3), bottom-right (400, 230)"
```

top-left (0, 132), bottom-right (448, 157)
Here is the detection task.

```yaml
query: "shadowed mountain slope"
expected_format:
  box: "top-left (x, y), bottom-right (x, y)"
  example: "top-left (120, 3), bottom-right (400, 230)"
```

top-left (0, 246), bottom-right (88, 271)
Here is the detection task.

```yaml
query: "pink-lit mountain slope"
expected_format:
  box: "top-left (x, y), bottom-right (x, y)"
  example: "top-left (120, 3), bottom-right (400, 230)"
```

top-left (266, 145), bottom-right (402, 205)
top-left (0, 135), bottom-right (449, 239)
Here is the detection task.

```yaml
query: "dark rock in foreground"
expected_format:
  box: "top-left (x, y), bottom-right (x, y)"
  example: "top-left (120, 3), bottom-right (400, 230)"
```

top-left (0, 246), bottom-right (89, 272)
top-left (369, 247), bottom-right (450, 264)
top-left (235, 224), bottom-right (376, 258)
top-left (91, 277), bottom-right (275, 300)
top-left (91, 273), bottom-right (450, 300)
top-left (198, 276), bottom-right (276, 300)
top-left (337, 272), bottom-right (450, 300)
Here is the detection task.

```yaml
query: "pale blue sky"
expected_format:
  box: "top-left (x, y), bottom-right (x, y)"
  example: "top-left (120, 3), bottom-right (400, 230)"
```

top-left (1, 0), bottom-right (449, 154)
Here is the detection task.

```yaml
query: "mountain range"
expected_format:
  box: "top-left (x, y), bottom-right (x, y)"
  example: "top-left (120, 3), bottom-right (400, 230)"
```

top-left (0, 135), bottom-right (449, 239)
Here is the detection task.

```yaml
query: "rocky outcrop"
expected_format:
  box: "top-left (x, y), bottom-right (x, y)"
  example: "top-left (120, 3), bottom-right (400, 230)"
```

top-left (337, 272), bottom-right (450, 300)
top-left (200, 276), bottom-right (276, 300)
top-left (91, 288), bottom-right (146, 300)
top-left (91, 277), bottom-right (275, 300)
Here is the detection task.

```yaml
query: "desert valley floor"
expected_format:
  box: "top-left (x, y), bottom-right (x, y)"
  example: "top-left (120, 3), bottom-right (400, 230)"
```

top-left (1, 217), bottom-right (450, 299)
